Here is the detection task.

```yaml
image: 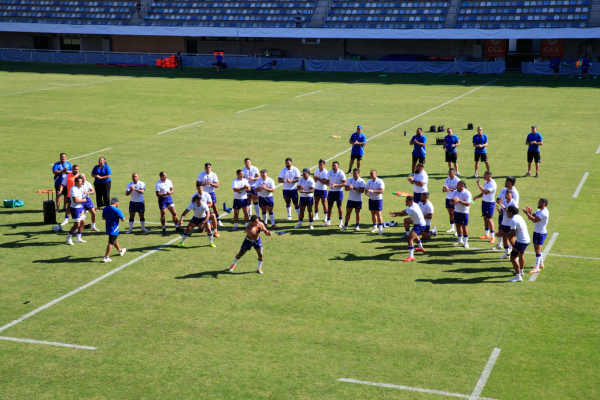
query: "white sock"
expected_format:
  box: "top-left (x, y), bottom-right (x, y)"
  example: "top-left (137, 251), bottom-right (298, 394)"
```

top-left (248, 206), bottom-right (252, 216)
top-left (458, 235), bottom-right (463, 243)
top-left (379, 225), bottom-right (383, 232)
top-left (314, 212), bottom-right (319, 219)
top-left (129, 221), bottom-right (134, 229)
top-left (91, 222), bottom-right (96, 229)
top-left (254, 203), bottom-right (260, 216)
top-left (67, 233), bottom-right (72, 239)
top-left (262, 212), bottom-right (267, 221)
top-left (257, 259), bottom-right (263, 270)
top-left (269, 213), bottom-right (275, 225)
top-left (450, 223), bottom-right (455, 229)
top-left (485, 229), bottom-right (489, 236)
top-left (295, 207), bottom-right (300, 216)
top-left (245, 222), bottom-right (249, 227)
top-left (535, 255), bottom-right (542, 267)
top-left (464, 236), bottom-right (469, 245)
top-left (408, 246), bottom-right (414, 258)
top-left (417, 240), bottom-right (423, 249)
top-left (287, 206), bottom-right (292, 217)
top-left (141, 221), bottom-right (145, 229)
top-left (181, 233), bottom-right (188, 243)
top-left (310, 221), bottom-right (313, 227)
top-left (232, 256), bottom-right (239, 266)
top-left (208, 233), bottom-right (213, 243)
top-left (63, 217), bottom-right (69, 223)
top-left (298, 221), bottom-right (303, 226)
top-left (233, 223), bottom-right (238, 229)
top-left (77, 233), bottom-right (82, 239)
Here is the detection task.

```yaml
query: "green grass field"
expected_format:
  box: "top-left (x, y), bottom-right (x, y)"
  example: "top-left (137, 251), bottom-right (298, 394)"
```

top-left (1, 62), bottom-right (599, 400)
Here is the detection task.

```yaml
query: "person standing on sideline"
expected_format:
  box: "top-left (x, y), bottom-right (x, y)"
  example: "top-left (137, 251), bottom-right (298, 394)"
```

top-left (256, 169), bottom-right (277, 229)
top-left (52, 153), bottom-right (72, 213)
top-left (91, 157), bottom-right (111, 209)
top-left (443, 128), bottom-right (461, 175)
top-left (443, 168), bottom-right (460, 235)
top-left (278, 158), bottom-right (301, 221)
top-left (324, 161), bottom-right (347, 228)
top-left (549, 57), bottom-right (561, 81)
top-left (472, 171), bottom-right (497, 243)
top-left (409, 128), bottom-right (426, 176)
top-left (523, 198), bottom-right (550, 274)
top-left (155, 172), bottom-right (179, 234)
top-left (581, 54), bottom-right (590, 81)
top-left (342, 168), bottom-right (365, 231)
top-left (232, 169), bottom-right (251, 231)
top-left (365, 169), bottom-right (385, 235)
top-left (525, 126), bottom-right (543, 178)
top-left (408, 163), bottom-right (428, 204)
top-left (296, 168), bottom-right (315, 229)
top-left (197, 163), bottom-right (222, 227)
top-left (347, 125), bottom-right (366, 174)
top-left (59, 164), bottom-right (80, 226)
top-left (66, 176), bottom-right (87, 245)
top-left (506, 206), bottom-right (530, 282)
top-left (472, 126), bottom-right (489, 178)
top-left (389, 195), bottom-right (427, 262)
top-left (125, 173), bottom-right (149, 234)
top-left (451, 180), bottom-right (472, 248)
top-left (215, 53), bottom-right (225, 73)
top-left (242, 158), bottom-right (261, 218)
top-left (102, 197), bottom-right (127, 262)
top-left (230, 215), bottom-right (272, 274)
top-left (313, 159), bottom-right (328, 221)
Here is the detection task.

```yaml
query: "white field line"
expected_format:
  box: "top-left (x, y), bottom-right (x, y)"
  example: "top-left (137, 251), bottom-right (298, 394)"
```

top-left (0, 71), bottom-right (171, 97)
top-left (452, 243), bottom-right (598, 261)
top-left (48, 148), bottom-right (112, 166)
top-left (338, 379), bottom-right (500, 400)
top-left (343, 79), bottom-right (363, 85)
top-left (237, 104), bottom-right (268, 113)
top-left (572, 172), bottom-right (589, 198)
top-left (470, 348), bottom-right (501, 399)
top-left (0, 336), bottom-right (96, 350)
top-left (296, 90), bottom-right (322, 97)
top-left (569, 74), bottom-right (577, 78)
top-left (439, 73), bottom-right (449, 77)
top-left (596, 145), bottom-right (600, 154)
top-left (530, 232), bottom-right (559, 282)
top-left (156, 120), bottom-right (203, 135)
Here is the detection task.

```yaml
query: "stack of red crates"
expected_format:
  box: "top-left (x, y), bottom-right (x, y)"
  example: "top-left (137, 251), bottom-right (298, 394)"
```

top-left (156, 55), bottom-right (179, 68)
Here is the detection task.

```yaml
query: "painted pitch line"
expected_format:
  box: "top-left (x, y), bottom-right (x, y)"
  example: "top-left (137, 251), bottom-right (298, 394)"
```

top-left (237, 104), bottom-right (268, 113)
top-left (296, 90), bottom-right (322, 97)
top-left (439, 73), bottom-right (449, 77)
top-left (530, 232), bottom-right (559, 282)
top-left (343, 79), bottom-right (363, 85)
top-left (0, 336), bottom-right (96, 350)
top-left (572, 172), bottom-right (589, 198)
top-left (157, 121), bottom-right (203, 135)
top-left (470, 348), bottom-right (501, 399)
top-left (597, 145), bottom-right (600, 154)
top-left (48, 148), bottom-right (111, 166)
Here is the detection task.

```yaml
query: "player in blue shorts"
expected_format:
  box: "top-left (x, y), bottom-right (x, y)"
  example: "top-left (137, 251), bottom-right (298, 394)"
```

top-left (324, 161), bottom-right (346, 228)
top-left (255, 169), bottom-right (277, 229)
top-left (232, 169), bottom-right (252, 230)
top-left (365, 169), bottom-right (385, 235)
top-left (296, 168), bottom-right (316, 229)
top-left (177, 194), bottom-right (216, 248)
top-left (155, 172), bottom-right (179, 234)
top-left (242, 158), bottom-right (261, 217)
top-left (230, 215), bottom-right (272, 274)
top-left (278, 158), bottom-right (301, 221)
top-left (442, 168), bottom-right (460, 235)
top-left (523, 198), bottom-right (550, 274)
top-left (102, 197), bottom-right (127, 262)
top-left (390, 195), bottom-right (427, 262)
top-left (313, 159), bottom-right (329, 221)
top-left (342, 168), bottom-right (365, 231)
top-left (451, 180), bottom-right (472, 249)
top-left (125, 173), bottom-right (149, 234)
top-left (506, 206), bottom-right (531, 282)
top-left (472, 171), bottom-right (497, 243)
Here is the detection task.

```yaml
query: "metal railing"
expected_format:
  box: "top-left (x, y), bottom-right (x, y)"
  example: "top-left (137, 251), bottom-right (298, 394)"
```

top-left (0, 47), bottom-right (250, 57)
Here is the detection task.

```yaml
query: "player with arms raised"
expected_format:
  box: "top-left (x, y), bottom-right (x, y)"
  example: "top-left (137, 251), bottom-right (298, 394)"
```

top-left (230, 215), bottom-right (272, 274)
top-left (523, 198), bottom-right (550, 274)
top-left (443, 168), bottom-right (460, 235)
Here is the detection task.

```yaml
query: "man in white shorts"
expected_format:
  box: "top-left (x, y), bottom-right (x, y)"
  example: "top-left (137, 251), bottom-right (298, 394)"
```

top-left (324, 161), bottom-right (346, 228)
top-left (125, 173), bottom-right (149, 234)
top-left (313, 159), bottom-right (328, 221)
top-left (197, 163), bottom-right (222, 227)
top-left (296, 168), bottom-right (315, 229)
top-left (523, 198), bottom-right (549, 274)
top-left (442, 168), bottom-right (460, 235)
top-left (66, 176), bottom-right (87, 245)
top-left (390, 195), bottom-right (426, 262)
top-left (472, 171), bottom-right (497, 243)
top-left (155, 172), bottom-right (179, 234)
top-left (242, 158), bottom-right (261, 217)
top-left (365, 169), bottom-right (385, 235)
top-left (232, 169), bottom-right (251, 231)
top-left (177, 194), bottom-right (216, 248)
top-left (342, 168), bottom-right (365, 231)
top-left (451, 180), bottom-right (472, 248)
top-left (256, 169), bottom-right (277, 229)
top-left (278, 158), bottom-right (301, 221)
top-left (506, 206), bottom-right (531, 282)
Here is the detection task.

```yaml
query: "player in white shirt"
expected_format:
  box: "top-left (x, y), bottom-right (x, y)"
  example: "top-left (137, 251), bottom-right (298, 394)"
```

top-left (442, 168), bottom-right (460, 235)
top-left (506, 206), bottom-right (531, 282)
top-left (324, 161), bottom-right (347, 228)
top-left (296, 168), bottom-right (316, 229)
top-left (390, 195), bottom-right (427, 262)
top-left (450, 180), bottom-right (472, 248)
top-left (79, 174), bottom-right (99, 232)
top-left (66, 177), bottom-right (88, 245)
top-left (472, 171), bottom-right (497, 243)
top-left (232, 169), bottom-right (252, 231)
top-left (494, 190), bottom-right (517, 257)
top-left (242, 158), bottom-right (261, 217)
top-left (407, 163), bottom-right (428, 204)
top-left (418, 192), bottom-right (436, 240)
top-left (365, 170), bottom-right (386, 234)
top-left (255, 169), bottom-right (278, 229)
top-left (278, 158), bottom-right (301, 221)
top-left (177, 194), bottom-right (216, 248)
top-left (125, 173), bottom-right (149, 234)
top-left (313, 159), bottom-right (328, 221)
top-left (523, 198), bottom-right (550, 274)
top-left (342, 168), bottom-right (365, 231)
top-left (177, 183), bottom-right (220, 238)
top-left (155, 171), bottom-right (179, 234)
top-left (196, 163), bottom-right (222, 227)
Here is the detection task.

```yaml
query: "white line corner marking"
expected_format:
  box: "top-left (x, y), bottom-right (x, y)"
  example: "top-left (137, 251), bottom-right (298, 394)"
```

top-left (572, 172), bottom-right (589, 198)
top-left (237, 104), bottom-right (268, 113)
top-left (49, 148), bottom-right (111, 166)
top-left (157, 120), bottom-right (204, 135)
top-left (0, 336), bottom-right (96, 350)
top-left (530, 232), bottom-right (558, 282)
top-left (470, 348), bottom-right (501, 399)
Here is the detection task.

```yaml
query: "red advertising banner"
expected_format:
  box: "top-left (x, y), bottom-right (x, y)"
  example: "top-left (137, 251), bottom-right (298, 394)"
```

top-left (541, 39), bottom-right (564, 58)
top-left (485, 39), bottom-right (506, 58)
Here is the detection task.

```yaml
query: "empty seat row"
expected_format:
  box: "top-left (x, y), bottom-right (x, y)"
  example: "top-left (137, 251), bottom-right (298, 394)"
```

top-left (0, 16), bottom-right (129, 21)
top-left (332, 2), bottom-right (448, 7)
top-left (456, 20), bottom-right (583, 26)
top-left (461, 0), bottom-right (587, 5)
top-left (324, 22), bottom-right (443, 27)
top-left (460, 6), bottom-right (588, 12)
top-left (141, 19), bottom-right (307, 25)
top-left (328, 14), bottom-right (445, 20)
top-left (458, 13), bottom-right (586, 20)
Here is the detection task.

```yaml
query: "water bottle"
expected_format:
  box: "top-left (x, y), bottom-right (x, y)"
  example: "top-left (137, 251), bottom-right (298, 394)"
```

top-left (278, 231), bottom-right (286, 235)
top-left (404, 130), bottom-right (406, 136)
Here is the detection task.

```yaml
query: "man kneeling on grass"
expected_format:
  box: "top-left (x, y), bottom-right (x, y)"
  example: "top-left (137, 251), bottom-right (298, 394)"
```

top-left (102, 197), bottom-right (126, 262)
top-left (390, 195), bottom-right (427, 262)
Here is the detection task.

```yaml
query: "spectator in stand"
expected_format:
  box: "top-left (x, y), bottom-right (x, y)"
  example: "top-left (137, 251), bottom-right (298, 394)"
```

top-left (136, 1), bottom-right (142, 18)
top-left (92, 157), bottom-right (112, 209)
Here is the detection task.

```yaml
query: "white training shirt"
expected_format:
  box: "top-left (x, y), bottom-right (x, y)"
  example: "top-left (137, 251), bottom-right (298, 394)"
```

top-left (327, 169), bottom-right (346, 192)
top-left (346, 177), bottom-right (365, 202)
top-left (197, 171), bottom-right (219, 194)
top-left (278, 166), bottom-right (301, 190)
top-left (444, 176), bottom-right (460, 200)
top-left (81, 181), bottom-right (93, 199)
top-left (419, 200), bottom-right (435, 226)
top-left (70, 186), bottom-right (84, 209)
top-left (127, 181), bottom-right (145, 203)
top-left (186, 201), bottom-right (209, 219)
top-left (313, 168), bottom-right (329, 191)
top-left (510, 214), bottom-right (531, 244)
top-left (534, 207), bottom-right (550, 234)
top-left (482, 179), bottom-right (497, 203)
top-left (298, 177), bottom-right (315, 198)
top-left (500, 199), bottom-right (518, 226)
top-left (232, 178), bottom-right (249, 200)
top-left (155, 179), bottom-right (173, 196)
top-left (190, 191), bottom-right (212, 205)
top-left (406, 203), bottom-right (426, 226)
top-left (255, 177), bottom-right (275, 198)
top-left (454, 189), bottom-right (472, 214)
top-left (242, 166), bottom-right (260, 188)
top-left (498, 186), bottom-right (519, 207)
top-left (365, 178), bottom-right (385, 201)
top-left (413, 170), bottom-right (428, 193)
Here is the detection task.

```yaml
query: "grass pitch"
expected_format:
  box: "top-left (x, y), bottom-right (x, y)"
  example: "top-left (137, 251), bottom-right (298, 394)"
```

top-left (1, 62), bottom-right (599, 399)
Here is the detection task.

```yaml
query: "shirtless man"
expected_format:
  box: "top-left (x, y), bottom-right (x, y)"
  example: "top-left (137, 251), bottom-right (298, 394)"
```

top-left (230, 215), bottom-right (272, 274)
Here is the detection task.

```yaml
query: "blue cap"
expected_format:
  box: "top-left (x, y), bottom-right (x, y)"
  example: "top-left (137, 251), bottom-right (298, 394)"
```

top-left (357, 125), bottom-right (362, 129)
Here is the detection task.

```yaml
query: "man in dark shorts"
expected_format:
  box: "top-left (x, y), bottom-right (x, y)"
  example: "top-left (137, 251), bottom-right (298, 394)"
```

top-left (52, 153), bottom-right (72, 212)
top-left (549, 57), bottom-right (560, 81)
top-left (443, 128), bottom-right (461, 175)
top-left (409, 127), bottom-right (426, 176)
top-left (230, 215), bottom-right (272, 274)
top-left (581, 54), bottom-right (590, 81)
top-left (102, 197), bottom-right (126, 262)
top-left (525, 125), bottom-right (543, 178)
top-left (347, 125), bottom-right (366, 174)
top-left (215, 53), bottom-right (225, 73)
top-left (472, 126), bottom-right (489, 178)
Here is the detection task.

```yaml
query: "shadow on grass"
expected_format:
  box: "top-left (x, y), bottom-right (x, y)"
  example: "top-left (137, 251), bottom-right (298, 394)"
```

top-left (175, 269), bottom-right (254, 279)
top-left (0, 209), bottom-right (43, 215)
top-left (0, 239), bottom-right (62, 248)
top-left (330, 252), bottom-right (397, 262)
top-left (32, 255), bottom-right (98, 264)
top-left (416, 277), bottom-right (508, 284)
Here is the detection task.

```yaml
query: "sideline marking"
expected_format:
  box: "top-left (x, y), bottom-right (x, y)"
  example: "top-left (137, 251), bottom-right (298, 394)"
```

top-left (296, 90), bottom-right (322, 97)
top-left (0, 336), bottom-right (96, 350)
top-left (237, 104), bottom-right (268, 113)
top-left (470, 348), bottom-right (501, 399)
top-left (157, 121), bottom-right (203, 135)
top-left (597, 145), bottom-right (600, 154)
top-left (439, 73), bottom-right (449, 77)
top-left (572, 172), bottom-right (589, 198)
top-left (343, 79), bottom-right (363, 85)
top-left (530, 232), bottom-right (558, 282)
top-left (48, 148), bottom-right (111, 166)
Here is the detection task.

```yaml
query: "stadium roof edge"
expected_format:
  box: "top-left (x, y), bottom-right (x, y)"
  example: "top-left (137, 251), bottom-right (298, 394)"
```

top-left (1, 23), bottom-right (600, 39)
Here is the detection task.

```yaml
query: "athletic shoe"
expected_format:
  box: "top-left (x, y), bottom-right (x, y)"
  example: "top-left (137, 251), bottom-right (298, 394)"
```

top-left (217, 220), bottom-right (223, 227)
top-left (508, 276), bottom-right (522, 282)
top-left (162, 228), bottom-right (167, 234)
top-left (322, 221), bottom-right (331, 227)
top-left (231, 226), bottom-right (237, 231)
top-left (294, 223), bottom-right (303, 229)
top-left (530, 267), bottom-right (541, 274)
top-left (403, 257), bottom-right (415, 262)
top-left (91, 227), bottom-right (100, 232)
top-left (453, 241), bottom-right (463, 246)
top-left (60, 220), bottom-right (69, 226)
top-left (431, 227), bottom-right (437, 236)
top-left (309, 225), bottom-right (314, 230)
top-left (229, 265), bottom-right (235, 272)
top-left (103, 257), bottom-right (112, 262)
top-left (66, 237), bottom-right (74, 245)
top-left (415, 248), bottom-right (425, 253)
top-left (141, 228), bottom-right (150, 233)
top-left (464, 243), bottom-right (470, 249)
top-left (272, 225), bottom-right (279, 229)
top-left (76, 238), bottom-right (87, 243)
top-left (214, 232), bottom-right (220, 238)
top-left (340, 226), bottom-right (346, 231)
top-left (499, 254), bottom-right (510, 259)
top-left (313, 216), bottom-right (319, 221)
top-left (491, 244), bottom-right (503, 250)
top-left (346, 169), bottom-right (352, 174)
top-left (454, 231), bottom-right (458, 237)
top-left (456, 172), bottom-right (461, 176)
top-left (257, 268), bottom-right (263, 274)
top-left (119, 248), bottom-right (127, 256)
top-left (520, 270), bottom-right (524, 277)
top-left (286, 216), bottom-right (293, 221)
top-left (378, 228), bottom-right (383, 235)
top-left (177, 241), bottom-right (184, 247)
top-left (524, 173), bottom-right (531, 177)
top-left (338, 221), bottom-right (344, 228)
top-left (446, 228), bottom-right (455, 233)
top-left (370, 228), bottom-right (378, 233)
top-left (355, 226), bottom-right (360, 231)
top-left (126, 229), bottom-right (134, 234)
top-left (489, 237), bottom-right (495, 244)
top-left (209, 243), bottom-right (216, 248)
top-left (479, 235), bottom-right (491, 240)
top-left (473, 174), bottom-right (479, 178)
top-left (535, 174), bottom-right (539, 178)
top-left (408, 173), bottom-right (414, 177)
